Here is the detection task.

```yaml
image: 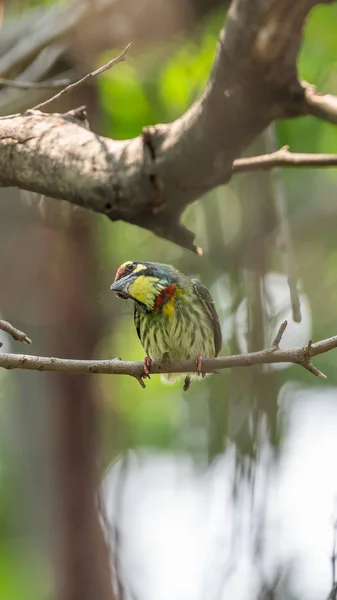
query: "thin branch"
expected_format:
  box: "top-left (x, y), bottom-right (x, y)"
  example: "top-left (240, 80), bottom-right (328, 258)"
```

top-left (0, 319), bottom-right (32, 345)
top-left (0, 45), bottom-right (71, 116)
top-left (303, 84), bottom-right (337, 126)
top-left (31, 44), bottom-right (131, 111)
top-left (264, 126), bottom-right (302, 323)
top-left (0, 330), bottom-right (336, 382)
top-left (271, 319), bottom-right (288, 348)
top-left (232, 148), bottom-right (337, 173)
top-left (0, 77), bottom-right (71, 90)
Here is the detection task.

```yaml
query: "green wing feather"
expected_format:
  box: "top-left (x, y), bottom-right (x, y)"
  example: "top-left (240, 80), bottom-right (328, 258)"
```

top-left (192, 280), bottom-right (222, 356)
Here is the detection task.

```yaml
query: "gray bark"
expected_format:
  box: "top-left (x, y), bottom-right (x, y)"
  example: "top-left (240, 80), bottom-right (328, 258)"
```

top-left (0, 0), bottom-right (333, 251)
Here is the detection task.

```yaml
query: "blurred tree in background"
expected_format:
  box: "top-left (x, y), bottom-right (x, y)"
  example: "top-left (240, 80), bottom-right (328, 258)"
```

top-left (1, 1), bottom-right (337, 599)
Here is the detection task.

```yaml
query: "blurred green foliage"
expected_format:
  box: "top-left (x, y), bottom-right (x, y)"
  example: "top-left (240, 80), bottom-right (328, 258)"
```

top-left (99, 10), bottom-right (223, 137)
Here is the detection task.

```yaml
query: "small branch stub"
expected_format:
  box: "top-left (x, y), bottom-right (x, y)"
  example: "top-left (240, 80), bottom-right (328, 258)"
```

top-left (271, 320), bottom-right (288, 349)
top-left (0, 319), bottom-right (32, 346)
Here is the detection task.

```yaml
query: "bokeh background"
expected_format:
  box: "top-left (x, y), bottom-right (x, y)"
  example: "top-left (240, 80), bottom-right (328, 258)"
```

top-left (0, 1), bottom-right (337, 599)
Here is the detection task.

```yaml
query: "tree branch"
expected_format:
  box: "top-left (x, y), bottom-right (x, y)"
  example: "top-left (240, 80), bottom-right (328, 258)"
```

top-left (0, 0), bottom-right (332, 251)
top-left (232, 148), bottom-right (337, 173)
top-left (0, 319), bottom-right (32, 346)
top-left (303, 84), bottom-right (337, 125)
top-left (31, 43), bottom-right (131, 111)
top-left (0, 322), bottom-right (336, 384)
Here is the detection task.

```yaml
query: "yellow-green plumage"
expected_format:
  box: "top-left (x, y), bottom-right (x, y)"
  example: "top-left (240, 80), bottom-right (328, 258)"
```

top-left (110, 261), bottom-right (222, 389)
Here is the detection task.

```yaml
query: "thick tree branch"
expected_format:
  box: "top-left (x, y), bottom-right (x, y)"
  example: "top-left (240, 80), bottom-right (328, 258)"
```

top-left (0, 0), bottom-right (333, 251)
top-left (0, 323), bottom-right (336, 384)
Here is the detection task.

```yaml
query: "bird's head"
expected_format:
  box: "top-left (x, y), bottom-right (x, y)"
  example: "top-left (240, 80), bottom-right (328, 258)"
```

top-left (110, 261), bottom-right (181, 311)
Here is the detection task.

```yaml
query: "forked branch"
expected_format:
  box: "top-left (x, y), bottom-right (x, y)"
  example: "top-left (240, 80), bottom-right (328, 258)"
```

top-left (0, 321), bottom-right (335, 386)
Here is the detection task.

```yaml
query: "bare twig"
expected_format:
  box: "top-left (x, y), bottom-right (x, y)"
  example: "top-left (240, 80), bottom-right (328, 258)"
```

top-left (0, 331), bottom-right (336, 383)
top-left (271, 320), bottom-right (288, 348)
top-left (0, 45), bottom-right (70, 116)
top-left (304, 85), bottom-right (337, 126)
top-left (0, 77), bottom-right (71, 90)
top-left (264, 126), bottom-right (302, 323)
top-left (31, 44), bottom-right (131, 111)
top-left (232, 148), bottom-right (337, 173)
top-left (0, 319), bottom-right (32, 345)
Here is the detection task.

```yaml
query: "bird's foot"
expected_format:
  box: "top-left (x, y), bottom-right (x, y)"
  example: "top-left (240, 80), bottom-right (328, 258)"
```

top-left (161, 351), bottom-right (170, 365)
top-left (143, 356), bottom-right (152, 379)
top-left (196, 354), bottom-right (206, 378)
top-left (183, 376), bottom-right (191, 392)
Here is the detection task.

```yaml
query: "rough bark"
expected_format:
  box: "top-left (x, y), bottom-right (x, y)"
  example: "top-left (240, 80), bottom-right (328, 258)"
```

top-left (0, 0), bottom-right (334, 252)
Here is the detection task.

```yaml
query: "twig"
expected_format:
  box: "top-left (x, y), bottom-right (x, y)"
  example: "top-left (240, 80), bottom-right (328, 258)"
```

top-left (271, 320), bottom-right (288, 348)
top-left (264, 126), bottom-right (302, 323)
top-left (0, 331), bottom-right (336, 382)
top-left (0, 77), bottom-right (71, 90)
top-left (0, 319), bottom-right (32, 345)
top-left (303, 84), bottom-right (337, 126)
top-left (0, 44), bottom-right (70, 116)
top-left (31, 44), bottom-right (131, 111)
top-left (232, 148), bottom-right (337, 173)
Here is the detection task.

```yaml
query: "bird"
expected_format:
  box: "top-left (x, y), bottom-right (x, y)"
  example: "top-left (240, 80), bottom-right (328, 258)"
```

top-left (110, 261), bottom-right (222, 390)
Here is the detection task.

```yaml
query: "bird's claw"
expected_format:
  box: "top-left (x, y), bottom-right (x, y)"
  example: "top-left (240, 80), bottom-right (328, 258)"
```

top-left (183, 376), bottom-right (191, 391)
top-left (143, 356), bottom-right (152, 379)
top-left (196, 354), bottom-right (205, 378)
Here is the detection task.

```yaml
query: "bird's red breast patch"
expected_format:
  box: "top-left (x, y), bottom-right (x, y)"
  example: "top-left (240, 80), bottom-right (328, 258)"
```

top-left (154, 285), bottom-right (177, 311)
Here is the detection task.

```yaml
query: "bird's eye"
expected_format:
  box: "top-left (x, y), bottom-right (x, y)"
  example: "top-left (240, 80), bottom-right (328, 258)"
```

top-left (114, 262), bottom-right (135, 282)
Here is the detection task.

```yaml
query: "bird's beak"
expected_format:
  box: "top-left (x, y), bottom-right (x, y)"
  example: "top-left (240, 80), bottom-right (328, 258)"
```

top-left (110, 276), bottom-right (133, 299)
